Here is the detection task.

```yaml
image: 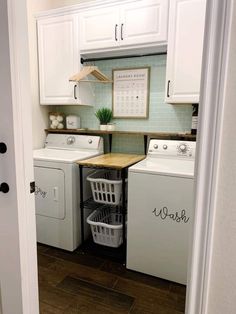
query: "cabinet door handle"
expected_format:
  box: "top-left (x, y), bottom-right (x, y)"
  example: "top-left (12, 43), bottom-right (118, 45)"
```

top-left (115, 24), bottom-right (118, 41)
top-left (167, 80), bottom-right (171, 98)
top-left (121, 23), bottom-right (124, 40)
top-left (74, 84), bottom-right (77, 100)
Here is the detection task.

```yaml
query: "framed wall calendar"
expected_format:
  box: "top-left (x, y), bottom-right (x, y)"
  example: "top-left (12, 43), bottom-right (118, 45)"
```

top-left (112, 67), bottom-right (150, 118)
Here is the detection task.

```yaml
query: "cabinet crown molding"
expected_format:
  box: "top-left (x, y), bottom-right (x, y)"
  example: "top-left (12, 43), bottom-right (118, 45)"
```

top-left (35, 0), bottom-right (143, 19)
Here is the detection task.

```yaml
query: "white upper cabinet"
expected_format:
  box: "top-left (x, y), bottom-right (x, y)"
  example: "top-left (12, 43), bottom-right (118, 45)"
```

top-left (37, 14), bottom-right (94, 105)
top-left (79, 0), bottom-right (169, 54)
top-left (79, 7), bottom-right (120, 51)
top-left (120, 0), bottom-right (168, 47)
top-left (165, 0), bottom-right (206, 104)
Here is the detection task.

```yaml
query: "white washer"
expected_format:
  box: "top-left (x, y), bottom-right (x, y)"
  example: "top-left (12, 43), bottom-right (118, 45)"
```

top-left (127, 139), bottom-right (196, 284)
top-left (33, 134), bottom-right (103, 251)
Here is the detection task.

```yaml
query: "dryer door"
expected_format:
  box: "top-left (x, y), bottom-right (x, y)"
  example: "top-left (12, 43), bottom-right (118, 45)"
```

top-left (34, 166), bottom-right (65, 219)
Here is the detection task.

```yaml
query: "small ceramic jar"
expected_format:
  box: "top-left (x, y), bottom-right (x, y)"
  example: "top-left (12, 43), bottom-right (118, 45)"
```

top-left (66, 115), bottom-right (80, 129)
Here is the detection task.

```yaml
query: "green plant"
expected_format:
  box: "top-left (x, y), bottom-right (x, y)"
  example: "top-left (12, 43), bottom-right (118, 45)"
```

top-left (95, 107), bottom-right (112, 124)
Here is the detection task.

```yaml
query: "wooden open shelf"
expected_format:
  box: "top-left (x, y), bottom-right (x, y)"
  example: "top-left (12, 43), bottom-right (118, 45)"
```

top-left (45, 129), bottom-right (196, 154)
top-left (45, 128), bottom-right (196, 141)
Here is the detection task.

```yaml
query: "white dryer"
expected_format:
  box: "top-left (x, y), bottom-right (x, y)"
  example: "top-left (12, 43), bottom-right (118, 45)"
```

top-left (33, 134), bottom-right (103, 251)
top-left (127, 139), bottom-right (196, 284)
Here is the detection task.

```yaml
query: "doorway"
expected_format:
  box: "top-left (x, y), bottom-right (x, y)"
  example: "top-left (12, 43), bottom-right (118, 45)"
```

top-left (1, 0), bottom-right (234, 312)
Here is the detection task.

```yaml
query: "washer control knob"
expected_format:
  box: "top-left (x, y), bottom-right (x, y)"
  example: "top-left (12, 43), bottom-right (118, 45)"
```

top-left (153, 144), bottom-right (158, 149)
top-left (179, 143), bottom-right (187, 153)
top-left (67, 136), bottom-right (75, 145)
top-left (88, 139), bottom-right (93, 144)
top-left (163, 144), bottom-right (168, 150)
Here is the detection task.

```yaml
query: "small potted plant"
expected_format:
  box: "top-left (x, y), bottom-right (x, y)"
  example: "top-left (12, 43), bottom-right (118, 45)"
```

top-left (95, 107), bottom-right (113, 130)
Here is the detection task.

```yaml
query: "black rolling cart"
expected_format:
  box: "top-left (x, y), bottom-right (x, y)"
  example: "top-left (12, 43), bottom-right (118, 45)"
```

top-left (77, 153), bottom-right (145, 261)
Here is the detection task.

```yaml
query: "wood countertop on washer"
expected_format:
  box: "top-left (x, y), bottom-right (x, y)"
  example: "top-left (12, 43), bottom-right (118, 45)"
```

top-left (77, 153), bottom-right (146, 170)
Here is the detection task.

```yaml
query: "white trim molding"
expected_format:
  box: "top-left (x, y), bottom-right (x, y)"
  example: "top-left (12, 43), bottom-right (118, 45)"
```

top-left (186, 0), bottom-right (234, 313)
top-left (5, 0), bottom-right (39, 312)
top-left (35, 0), bottom-right (142, 18)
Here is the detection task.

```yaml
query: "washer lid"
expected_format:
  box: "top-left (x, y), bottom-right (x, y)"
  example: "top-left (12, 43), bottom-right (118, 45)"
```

top-left (129, 157), bottom-right (195, 178)
top-left (33, 148), bottom-right (99, 163)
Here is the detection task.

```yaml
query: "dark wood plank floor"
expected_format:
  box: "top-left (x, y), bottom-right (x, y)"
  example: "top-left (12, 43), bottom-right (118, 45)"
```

top-left (38, 244), bottom-right (186, 314)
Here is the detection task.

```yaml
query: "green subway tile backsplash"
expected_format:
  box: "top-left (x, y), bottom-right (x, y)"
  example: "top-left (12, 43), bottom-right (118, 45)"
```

top-left (58, 55), bottom-right (192, 153)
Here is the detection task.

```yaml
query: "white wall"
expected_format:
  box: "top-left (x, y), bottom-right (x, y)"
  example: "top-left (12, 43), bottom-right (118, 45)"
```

top-left (207, 3), bottom-right (236, 314)
top-left (27, 1), bottom-right (53, 149)
top-left (26, 0), bottom-right (89, 149)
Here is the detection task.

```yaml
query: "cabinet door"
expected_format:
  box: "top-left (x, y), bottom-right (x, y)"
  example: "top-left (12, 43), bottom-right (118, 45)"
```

top-left (79, 7), bottom-right (120, 51)
top-left (165, 0), bottom-right (206, 103)
top-left (37, 14), bottom-right (79, 104)
top-left (120, 0), bottom-right (169, 47)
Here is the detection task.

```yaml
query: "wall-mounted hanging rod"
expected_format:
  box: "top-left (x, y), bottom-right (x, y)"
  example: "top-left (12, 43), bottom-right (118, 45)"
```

top-left (80, 52), bottom-right (167, 64)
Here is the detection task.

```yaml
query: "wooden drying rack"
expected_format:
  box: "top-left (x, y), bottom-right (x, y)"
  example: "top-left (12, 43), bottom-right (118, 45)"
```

top-left (69, 66), bottom-right (113, 83)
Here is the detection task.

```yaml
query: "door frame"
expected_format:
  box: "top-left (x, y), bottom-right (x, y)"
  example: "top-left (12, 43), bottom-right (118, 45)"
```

top-left (3, 0), bottom-right (234, 313)
top-left (186, 0), bottom-right (233, 313)
top-left (0, 0), bottom-right (39, 313)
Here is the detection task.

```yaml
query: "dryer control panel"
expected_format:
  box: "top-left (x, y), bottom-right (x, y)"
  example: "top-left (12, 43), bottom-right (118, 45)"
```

top-left (45, 134), bottom-right (103, 153)
top-left (148, 140), bottom-right (196, 159)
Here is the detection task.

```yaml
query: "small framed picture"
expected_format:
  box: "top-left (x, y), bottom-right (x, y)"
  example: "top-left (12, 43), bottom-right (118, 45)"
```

top-left (112, 67), bottom-right (150, 119)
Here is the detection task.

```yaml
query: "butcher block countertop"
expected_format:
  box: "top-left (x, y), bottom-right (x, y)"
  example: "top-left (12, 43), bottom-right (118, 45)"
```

top-left (77, 153), bottom-right (146, 170)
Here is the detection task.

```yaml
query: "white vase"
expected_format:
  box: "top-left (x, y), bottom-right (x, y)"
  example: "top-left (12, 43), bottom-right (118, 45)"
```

top-left (100, 124), bottom-right (107, 131)
top-left (107, 123), bottom-right (115, 131)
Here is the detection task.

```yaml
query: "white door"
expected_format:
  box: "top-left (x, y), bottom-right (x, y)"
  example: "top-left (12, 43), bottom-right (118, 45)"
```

top-left (0, 0), bottom-right (39, 313)
top-left (37, 14), bottom-right (80, 105)
top-left (120, 0), bottom-right (169, 47)
top-left (35, 167), bottom-right (65, 219)
top-left (79, 7), bottom-right (120, 51)
top-left (165, 0), bottom-right (206, 104)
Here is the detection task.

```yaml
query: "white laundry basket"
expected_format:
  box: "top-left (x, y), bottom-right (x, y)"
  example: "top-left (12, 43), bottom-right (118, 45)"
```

top-left (87, 207), bottom-right (123, 247)
top-left (87, 170), bottom-right (123, 205)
